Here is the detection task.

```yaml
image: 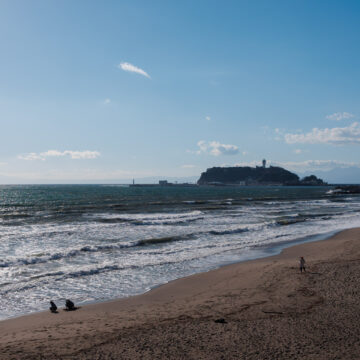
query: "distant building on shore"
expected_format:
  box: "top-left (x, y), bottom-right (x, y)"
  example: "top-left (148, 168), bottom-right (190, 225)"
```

top-left (130, 180), bottom-right (197, 187)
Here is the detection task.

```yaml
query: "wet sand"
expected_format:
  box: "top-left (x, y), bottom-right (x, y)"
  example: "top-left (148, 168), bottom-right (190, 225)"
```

top-left (1, 228), bottom-right (360, 359)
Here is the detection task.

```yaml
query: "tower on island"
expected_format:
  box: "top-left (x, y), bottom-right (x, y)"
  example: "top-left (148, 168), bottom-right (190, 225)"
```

top-left (262, 159), bottom-right (266, 168)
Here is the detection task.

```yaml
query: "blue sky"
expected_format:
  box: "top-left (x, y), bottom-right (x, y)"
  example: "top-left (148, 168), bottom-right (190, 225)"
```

top-left (1, 0), bottom-right (360, 183)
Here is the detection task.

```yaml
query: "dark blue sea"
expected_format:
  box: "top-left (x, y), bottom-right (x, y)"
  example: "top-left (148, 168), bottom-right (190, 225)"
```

top-left (1, 184), bottom-right (360, 320)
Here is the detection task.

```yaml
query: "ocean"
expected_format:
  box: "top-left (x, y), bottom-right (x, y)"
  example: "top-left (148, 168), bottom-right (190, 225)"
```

top-left (1, 184), bottom-right (360, 320)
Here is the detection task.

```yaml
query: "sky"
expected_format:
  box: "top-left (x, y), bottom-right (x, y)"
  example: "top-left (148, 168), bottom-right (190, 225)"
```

top-left (1, 0), bottom-right (360, 183)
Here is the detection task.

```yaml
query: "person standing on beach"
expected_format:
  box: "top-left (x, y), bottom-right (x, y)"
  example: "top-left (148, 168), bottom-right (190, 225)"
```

top-left (300, 256), bottom-right (306, 272)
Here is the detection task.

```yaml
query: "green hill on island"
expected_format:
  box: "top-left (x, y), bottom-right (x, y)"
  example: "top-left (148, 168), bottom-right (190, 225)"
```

top-left (197, 165), bottom-right (325, 186)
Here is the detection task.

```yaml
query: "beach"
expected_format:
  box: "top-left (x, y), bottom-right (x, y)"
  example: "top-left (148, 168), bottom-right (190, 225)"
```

top-left (1, 227), bottom-right (360, 359)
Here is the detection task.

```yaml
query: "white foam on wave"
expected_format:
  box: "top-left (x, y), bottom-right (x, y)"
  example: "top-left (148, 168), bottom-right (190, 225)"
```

top-left (92, 210), bottom-right (203, 221)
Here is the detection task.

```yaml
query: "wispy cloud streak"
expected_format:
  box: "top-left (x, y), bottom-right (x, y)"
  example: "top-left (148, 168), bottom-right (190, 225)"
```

top-left (18, 150), bottom-right (101, 161)
top-left (326, 112), bottom-right (354, 121)
top-left (118, 62), bottom-right (150, 78)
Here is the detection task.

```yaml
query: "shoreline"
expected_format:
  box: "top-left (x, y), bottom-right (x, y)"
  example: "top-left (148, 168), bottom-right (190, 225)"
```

top-left (1, 228), bottom-right (342, 323)
top-left (1, 227), bottom-right (360, 359)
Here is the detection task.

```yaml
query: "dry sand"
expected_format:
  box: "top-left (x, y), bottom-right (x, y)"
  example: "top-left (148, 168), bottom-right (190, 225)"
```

top-left (1, 228), bottom-right (360, 359)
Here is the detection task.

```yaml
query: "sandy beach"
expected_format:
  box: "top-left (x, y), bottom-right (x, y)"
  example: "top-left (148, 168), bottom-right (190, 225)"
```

top-left (1, 228), bottom-right (360, 359)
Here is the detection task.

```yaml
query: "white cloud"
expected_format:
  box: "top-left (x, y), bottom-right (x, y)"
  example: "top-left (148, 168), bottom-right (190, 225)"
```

top-left (18, 150), bottom-right (101, 161)
top-left (242, 151), bottom-right (248, 156)
top-left (181, 164), bottom-right (196, 168)
top-left (294, 149), bottom-right (302, 154)
top-left (103, 98), bottom-right (111, 104)
top-left (41, 150), bottom-right (64, 157)
top-left (205, 116), bottom-right (211, 121)
top-left (63, 151), bottom-right (100, 159)
top-left (326, 112), bottom-right (354, 121)
top-left (118, 62), bottom-right (150, 78)
top-left (18, 153), bottom-right (45, 161)
top-left (196, 140), bottom-right (239, 156)
top-left (284, 122), bottom-right (360, 145)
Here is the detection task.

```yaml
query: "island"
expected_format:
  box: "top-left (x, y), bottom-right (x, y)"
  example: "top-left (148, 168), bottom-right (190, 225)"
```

top-left (197, 162), bottom-right (326, 186)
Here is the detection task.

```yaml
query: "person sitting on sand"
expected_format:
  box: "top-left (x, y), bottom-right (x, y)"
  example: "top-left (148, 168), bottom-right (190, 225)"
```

top-left (65, 299), bottom-right (75, 311)
top-left (300, 256), bottom-right (306, 273)
top-left (49, 301), bottom-right (57, 313)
